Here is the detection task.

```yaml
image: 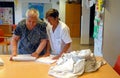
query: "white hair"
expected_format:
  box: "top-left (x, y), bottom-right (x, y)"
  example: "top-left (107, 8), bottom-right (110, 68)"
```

top-left (25, 8), bottom-right (40, 19)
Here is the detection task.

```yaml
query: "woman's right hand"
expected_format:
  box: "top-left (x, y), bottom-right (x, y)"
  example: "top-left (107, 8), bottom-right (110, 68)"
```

top-left (10, 52), bottom-right (17, 61)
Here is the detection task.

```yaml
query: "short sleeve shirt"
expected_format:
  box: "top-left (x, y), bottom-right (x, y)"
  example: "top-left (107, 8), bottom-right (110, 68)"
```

top-left (14, 19), bottom-right (47, 54)
top-left (47, 21), bottom-right (72, 55)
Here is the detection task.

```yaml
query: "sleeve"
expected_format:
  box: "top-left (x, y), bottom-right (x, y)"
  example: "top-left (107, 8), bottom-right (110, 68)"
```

top-left (13, 24), bottom-right (22, 36)
top-left (13, 19), bottom-right (26, 36)
top-left (39, 22), bottom-right (48, 39)
top-left (62, 26), bottom-right (72, 44)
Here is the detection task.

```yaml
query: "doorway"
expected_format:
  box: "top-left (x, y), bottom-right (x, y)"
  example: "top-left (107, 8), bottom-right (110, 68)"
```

top-left (65, 3), bottom-right (81, 38)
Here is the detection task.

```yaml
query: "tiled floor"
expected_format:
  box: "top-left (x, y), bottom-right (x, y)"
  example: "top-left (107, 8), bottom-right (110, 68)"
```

top-left (72, 38), bottom-right (94, 52)
top-left (0, 38), bottom-right (94, 54)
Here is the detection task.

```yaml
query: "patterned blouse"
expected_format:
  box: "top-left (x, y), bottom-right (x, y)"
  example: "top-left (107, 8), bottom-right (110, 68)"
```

top-left (14, 19), bottom-right (47, 55)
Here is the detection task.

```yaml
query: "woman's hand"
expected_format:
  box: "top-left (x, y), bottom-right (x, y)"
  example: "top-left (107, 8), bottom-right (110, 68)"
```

top-left (10, 52), bottom-right (17, 61)
top-left (52, 55), bottom-right (61, 60)
top-left (31, 52), bottom-right (39, 58)
top-left (43, 51), bottom-right (50, 57)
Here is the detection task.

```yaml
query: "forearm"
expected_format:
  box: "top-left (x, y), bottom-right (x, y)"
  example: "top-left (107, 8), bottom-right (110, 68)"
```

top-left (59, 43), bottom-right (71, 56)
top-left (52, 43), bottom-right (71, 59)
top-left (11, 35), bottom-right (19, 55)
top-left (35, 39), bottom-right (47, 54)
top-left (46, 40), bottom-right (51, 54)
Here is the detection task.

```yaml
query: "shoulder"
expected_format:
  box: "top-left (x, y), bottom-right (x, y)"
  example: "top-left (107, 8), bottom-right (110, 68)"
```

top-left (37, 19), bottom-right (47, 28)
top-left (59, 21), bottom-right (69, 30)
top-left (14, 19), bottom-right (26, 35)
top-left (35, 20), bottom-right (47, 32)
top-left (18, 19), bottom-right (26, 26)
top-left (17, 19), bottom-right (26, 29)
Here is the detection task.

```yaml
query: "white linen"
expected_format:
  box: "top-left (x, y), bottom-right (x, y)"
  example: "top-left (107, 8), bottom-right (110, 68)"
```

top-left (36, 55), bottom-right (56, 64)
top-left (12, 54), bottom-right (36, 61)
top-left (48, 49), bottom-right (106, 78)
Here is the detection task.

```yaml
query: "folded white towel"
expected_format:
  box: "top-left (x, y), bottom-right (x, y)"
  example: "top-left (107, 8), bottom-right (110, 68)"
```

top-left (36, 55), bottom-right (56, 64)
top-left (12, 54), bottom-right (36, 61)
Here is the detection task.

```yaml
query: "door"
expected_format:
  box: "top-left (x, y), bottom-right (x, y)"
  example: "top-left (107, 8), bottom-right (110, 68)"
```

top-left (65, 3), bottom-right (81, 38)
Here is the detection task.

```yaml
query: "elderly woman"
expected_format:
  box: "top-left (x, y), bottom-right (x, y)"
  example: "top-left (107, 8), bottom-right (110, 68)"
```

top-left (11, 8), bottom-right (47, 58)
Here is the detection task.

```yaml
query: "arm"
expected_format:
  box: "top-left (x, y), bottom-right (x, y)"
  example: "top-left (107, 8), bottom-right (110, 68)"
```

top-left (44, 40), bottom-right (51, 56)
top-left (52, 42), bottom-right (71, 59)
top-left (31, 39), bottom-right (47, 58)
top-left (11, 34), bottom-right (20, 56)
top-left (52, 24), bottom-right (72, 59)
top-left (10, 34), bottom-right (20, 61)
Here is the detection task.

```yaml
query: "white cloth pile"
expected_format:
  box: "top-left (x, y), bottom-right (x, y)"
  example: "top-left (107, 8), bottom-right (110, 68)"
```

top-left (48, 49), bottom-right (106, 78)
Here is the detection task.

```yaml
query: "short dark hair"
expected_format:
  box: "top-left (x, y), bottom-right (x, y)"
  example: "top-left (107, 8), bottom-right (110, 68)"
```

top-left (46, 8), bottom-right (59, 19)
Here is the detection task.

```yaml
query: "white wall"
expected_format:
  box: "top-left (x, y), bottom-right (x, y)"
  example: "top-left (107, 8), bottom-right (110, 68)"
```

top-left (14, 0), bottom-right (59, 24)
top-left (80, 0), bottom-right (90, 44)
top-left (59, 0), bottom-right (66, 22)
top-left (103, 0), bottom-right (120, 66)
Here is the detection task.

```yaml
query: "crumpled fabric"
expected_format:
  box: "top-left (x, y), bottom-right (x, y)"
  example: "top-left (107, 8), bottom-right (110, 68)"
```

top-left (48, 49), bottom-right (106, 78)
